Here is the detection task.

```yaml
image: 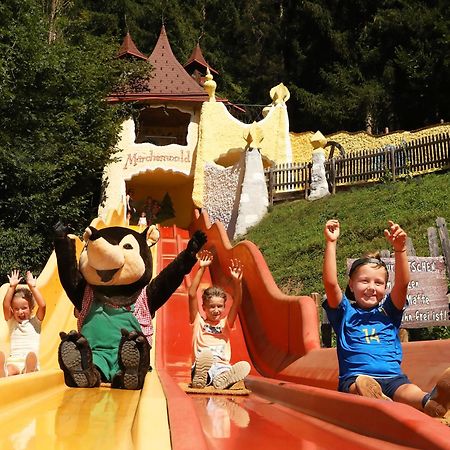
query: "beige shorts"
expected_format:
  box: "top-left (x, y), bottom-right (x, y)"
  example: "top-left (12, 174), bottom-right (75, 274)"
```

top-left (6, 354), bottom-right (39, 373)
top-left (6, 356), bottom-right (26, 373)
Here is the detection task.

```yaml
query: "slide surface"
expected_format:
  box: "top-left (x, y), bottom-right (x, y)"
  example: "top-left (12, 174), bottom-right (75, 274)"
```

top-left (0, 208), bottom-right (449, 450)
top-left (0, 211), bottom-right (171, 450)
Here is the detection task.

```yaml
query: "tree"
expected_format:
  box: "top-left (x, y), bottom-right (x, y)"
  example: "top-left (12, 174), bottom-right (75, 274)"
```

top-left (0, 0), bottom-right (139, 280)
top-left (359, 0), bottom-right (450, 130)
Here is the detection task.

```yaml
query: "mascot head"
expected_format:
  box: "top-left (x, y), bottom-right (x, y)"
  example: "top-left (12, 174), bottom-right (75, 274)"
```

top-left (78, 225), bottom-right (159, 305)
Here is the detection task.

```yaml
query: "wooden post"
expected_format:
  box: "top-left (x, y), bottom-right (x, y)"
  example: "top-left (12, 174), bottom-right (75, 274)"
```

top-left (268, 167), bottom-right (274, 206)
top-left (311, 292), bottom-right (321, 324)
top-left (390, 145), bottom-right (396, 181)
top-left (399, 328), bottom-right (409, 342)
top-left (311, 292), bottom-right (332, 348)
top-left (428, 227), bottom-right (441, 257)
top-left (330, 158), bottom-right (337, 195)
top-left (436, 217), bottom-right (450, 279)
top-left (405, 237), bottom-right (416, 256)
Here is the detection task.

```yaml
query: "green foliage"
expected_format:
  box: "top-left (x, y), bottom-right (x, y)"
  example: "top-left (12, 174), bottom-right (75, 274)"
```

top-left (1, 0), bottom-right (449, 289)
top-left (241, 172), bottom-right (450, 341)
top-left (0, 0), bottom-right (142, 280)
top-left (0, 226), bottom-right (46, 278)
top-left (55, 0), bottom-right (450, 132)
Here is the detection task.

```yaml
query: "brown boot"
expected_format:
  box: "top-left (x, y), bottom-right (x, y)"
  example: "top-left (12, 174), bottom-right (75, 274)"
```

top-left (112, 329), bottom-right (150, 390)
top-left (355, 375), bottom-right (392, 401)
top-left (58, 330), bottom-right (101, 388)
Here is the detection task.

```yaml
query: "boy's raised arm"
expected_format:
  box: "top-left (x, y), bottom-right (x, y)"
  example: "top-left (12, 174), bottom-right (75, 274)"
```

top-left (384, 221), bottom-right (410, 310)
top-left (227, 259), bottom-right (243, 329)
top-left (323, 220), bottom-right (343, 308)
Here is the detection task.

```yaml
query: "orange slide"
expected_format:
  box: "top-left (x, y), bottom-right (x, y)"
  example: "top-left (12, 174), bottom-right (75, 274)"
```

top-left (0, 209), bottom-right (449, 449)
top-left (155, 209), bottom-right (450, 449)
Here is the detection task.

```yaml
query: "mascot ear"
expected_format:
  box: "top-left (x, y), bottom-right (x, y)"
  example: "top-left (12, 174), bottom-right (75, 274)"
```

top-left (145, 225), bottom-right (160, 247)
top-left (83, 226), bottom-right (99, 243)
top-left (83, 227), bottom-right (92, 243)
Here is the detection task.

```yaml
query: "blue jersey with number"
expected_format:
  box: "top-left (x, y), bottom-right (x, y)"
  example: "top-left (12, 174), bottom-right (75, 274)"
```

top-left (323, 294), bottom-right (404, 381)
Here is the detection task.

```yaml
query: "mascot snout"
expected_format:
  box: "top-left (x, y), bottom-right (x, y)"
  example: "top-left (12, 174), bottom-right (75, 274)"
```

top-left (85, 235), bottom-right (125, 271)
top-left (79, 226), bottom-right (147, 286)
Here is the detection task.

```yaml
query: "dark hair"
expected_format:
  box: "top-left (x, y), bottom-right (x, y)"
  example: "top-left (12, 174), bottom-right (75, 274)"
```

top-left (13, 288), bottom-right (35, 310)
top-left (345, 252), bottom-right (388, 301)
top-left (202, 286), bottom-right (227, 304)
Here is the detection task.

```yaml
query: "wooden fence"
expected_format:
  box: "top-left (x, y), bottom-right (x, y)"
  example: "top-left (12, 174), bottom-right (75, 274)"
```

top-left (266, 133), bottom-right (450, 203)
top-left (266, 161), bottom-right (311, 204)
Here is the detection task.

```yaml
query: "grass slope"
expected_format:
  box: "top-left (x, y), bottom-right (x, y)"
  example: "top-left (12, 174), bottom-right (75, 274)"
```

top-left (242, 171), bottom-right (450, 298)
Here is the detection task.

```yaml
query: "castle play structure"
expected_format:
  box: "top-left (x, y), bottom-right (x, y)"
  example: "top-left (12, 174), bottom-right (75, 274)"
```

top-left (0, 26), bottom-right (449, 450)
top-left (101, 26), bottom-right (299, 238)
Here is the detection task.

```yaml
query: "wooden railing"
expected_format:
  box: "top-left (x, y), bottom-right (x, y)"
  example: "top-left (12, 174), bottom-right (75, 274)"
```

top-left (265, 161), bottom-right (312, 204)
top-left (266, 133), bottom-right (450, 203)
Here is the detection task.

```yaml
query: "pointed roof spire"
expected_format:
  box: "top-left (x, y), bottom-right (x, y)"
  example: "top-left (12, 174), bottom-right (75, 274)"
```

top-left (117, 32), bottom-right (147, 60)
top-left (143, 26), bottom-right (209, 99)
top-left (184, 43), bottom-right (218, 75)
top-left (109, 26), bottom-right (227, 103)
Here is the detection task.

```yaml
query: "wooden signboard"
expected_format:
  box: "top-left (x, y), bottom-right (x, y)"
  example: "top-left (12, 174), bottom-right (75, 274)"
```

top-left (347, 256), bottom-right (449, 328)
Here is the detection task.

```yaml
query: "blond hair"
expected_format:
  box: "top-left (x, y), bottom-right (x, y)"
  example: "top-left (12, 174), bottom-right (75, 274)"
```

top-left (202, 286), bottom-right (227, 305)
top-left (13, 288), bottom-right (35, 310)
top-left (345, 252), bottom-right (389, 301)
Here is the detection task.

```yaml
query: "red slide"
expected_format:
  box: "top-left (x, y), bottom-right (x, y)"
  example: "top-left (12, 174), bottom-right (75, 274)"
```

top-left (155, 211), bottom-right (450, 450)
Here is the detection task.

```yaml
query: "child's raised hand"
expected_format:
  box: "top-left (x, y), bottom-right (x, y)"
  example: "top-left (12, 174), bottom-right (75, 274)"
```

top-left (25, 271), bottom-right (37, 288)
top-left (384, 220), bottom-right (407, 252)
top-left (324, 219), bottom-right (340, 242)
top-left (229, 259), bottom-right (243, 282)
top-left (7, 270), bottom-right (22, 287)
top-left (197, 249), bottom-right (213, 268)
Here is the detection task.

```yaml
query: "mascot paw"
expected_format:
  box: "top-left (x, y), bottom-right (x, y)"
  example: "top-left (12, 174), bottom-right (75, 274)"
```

top-left (58, 330), bottom-right (100, 388)
top-left (112, 329), bottom-right (150, 390)
top-left (54, 220), bottom-right (72, 239)
top-left (186, 230), bottom-right (207, 256)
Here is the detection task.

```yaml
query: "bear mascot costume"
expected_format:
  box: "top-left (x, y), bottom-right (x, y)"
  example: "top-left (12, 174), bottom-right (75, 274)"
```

top-left (54, 222), bottom-right (206, 390)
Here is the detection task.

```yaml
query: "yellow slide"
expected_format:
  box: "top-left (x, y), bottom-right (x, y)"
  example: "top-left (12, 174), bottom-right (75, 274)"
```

top-left (0, 208), bottom-right (171, 450)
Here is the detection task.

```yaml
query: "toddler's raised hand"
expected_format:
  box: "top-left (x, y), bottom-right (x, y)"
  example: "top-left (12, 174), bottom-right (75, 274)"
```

top-left (25, 271), bottom-right (37, 288)
top-left (197, 249), bottom-right (213, 268)
top-left (7, 270), bottom-right (22, 287)
top-left (324, 219), bottom-right (340, 242)
top-left (384, 220), bottom-right (407, 252)
top-left (229, 259), bottom-right (243, 282)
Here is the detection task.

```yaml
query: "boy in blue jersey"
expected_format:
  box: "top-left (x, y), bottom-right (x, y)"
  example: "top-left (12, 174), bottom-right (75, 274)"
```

top-left (323, 219), bottom-right (450, 417)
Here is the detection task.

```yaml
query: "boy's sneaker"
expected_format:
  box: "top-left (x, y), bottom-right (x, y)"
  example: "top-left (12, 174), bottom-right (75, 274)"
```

top-left (424, 367), bottom-right (450, 417)
top-left (355, 375), bottom-right (392, 401)
top-left (192, 349), bottom-right (214, 388)
top-left (213, 361), bottom-right (251, 390)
